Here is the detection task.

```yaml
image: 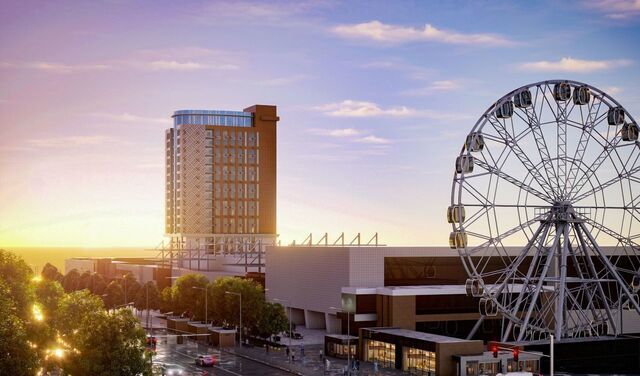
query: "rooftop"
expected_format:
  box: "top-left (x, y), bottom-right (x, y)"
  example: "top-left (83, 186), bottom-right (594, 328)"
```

top-left (365, 327), bottom-right (471, 344)
top-left (172, 109), bottom-right (252, 117)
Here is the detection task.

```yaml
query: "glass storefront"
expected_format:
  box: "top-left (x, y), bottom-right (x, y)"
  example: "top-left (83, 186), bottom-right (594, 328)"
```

top-left (465, 361), bottom-right (500, 375)
top-left (365, 340), bottom-right (395, 369)
top-left (403, 347), bottom-right (436, 375)
top-left (507, 359), bottom-right (540, 373)
top-left (327, 342), bottom-right (355, 359)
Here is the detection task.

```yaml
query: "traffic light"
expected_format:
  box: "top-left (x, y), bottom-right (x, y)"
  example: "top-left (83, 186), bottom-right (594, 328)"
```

top-left (512, 347), bottom-right (519, 363)
top-left (491, 344), bottom-right (498, 358)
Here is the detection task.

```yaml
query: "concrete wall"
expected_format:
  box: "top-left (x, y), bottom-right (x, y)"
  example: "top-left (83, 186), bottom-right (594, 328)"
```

top-left (266, 246), bottom-right (350, 315)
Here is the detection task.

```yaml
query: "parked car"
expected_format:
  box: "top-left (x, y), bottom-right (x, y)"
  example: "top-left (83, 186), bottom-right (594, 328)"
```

top-left (195, 354), bottom-right (217, 367)
top-left (292, 332), bottom-right (304, 340)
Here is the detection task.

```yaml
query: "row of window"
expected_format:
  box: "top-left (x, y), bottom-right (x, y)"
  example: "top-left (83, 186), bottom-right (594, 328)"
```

top-left (173, 218), bottom-right (259, 234)
top-left (174, 114), bottom-right (252, 127)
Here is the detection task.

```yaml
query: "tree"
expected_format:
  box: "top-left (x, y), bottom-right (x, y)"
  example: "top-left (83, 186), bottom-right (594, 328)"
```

top-left (41, 262), bottom-right (63, 282)
top-left (134, 281), bottom-right (160, 312)
top-left (210, 277), bottom-right (265, 333)
top-left (0, 281), bottom-right (38, 376)
top-left (58, 294), bottom-right (151, 376)
top-left (78, 270), bottom-right (92, 290)
top-left (104, 281), bottom-right (124, 310)
top-left (0, 249), bottom-right (35, 319)
top-left (172, 274), bottom-right (208, 319)
top-left (34, 279), bottom-right (64, 321)
top-left (88, 273), bottom-right (107, 295)
top-left (159, 286), bottom-right (174, 313)
top-left (120, 274), bottom-right (141, 306)
top-left (255, 302), bottom-right (289, 339)
top-left (55, 290), bottom-right (104, 336)
top-left (62, 269), bottom-right (81, 293)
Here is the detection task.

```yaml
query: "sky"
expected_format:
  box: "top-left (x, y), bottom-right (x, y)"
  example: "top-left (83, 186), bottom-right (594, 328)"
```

top-left (1, 0), bottom-right (640, 248)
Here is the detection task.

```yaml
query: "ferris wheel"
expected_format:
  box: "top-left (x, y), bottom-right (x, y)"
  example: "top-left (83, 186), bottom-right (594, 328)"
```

top-left (449, 79), bottom-right (640, 342)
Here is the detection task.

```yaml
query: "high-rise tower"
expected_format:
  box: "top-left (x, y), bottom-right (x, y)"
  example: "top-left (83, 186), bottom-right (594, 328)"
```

top-left (164, 105), bottom-right (278, 271)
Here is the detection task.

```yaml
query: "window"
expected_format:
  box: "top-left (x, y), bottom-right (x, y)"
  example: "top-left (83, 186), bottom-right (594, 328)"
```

top-left (402, 347), bottom-right (436, 375)
top-left (365, 340), bottom-right (395, 369)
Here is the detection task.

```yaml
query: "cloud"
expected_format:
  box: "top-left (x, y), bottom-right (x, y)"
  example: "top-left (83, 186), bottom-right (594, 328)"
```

top-left (193, 1), bottom-right (331, 24)
top-left (332, 20), bottom-right (516, 46)
top-left (315, 100), bottom-right (415, 117)
top-left (0, 61), bottom-right (111, 73)
top-left (402, 80), bottom-right (461, 95)
top-left (147, 60), bottom-right (238, 71)
top-left (257, 74), bottom-right (309, 86)
top-left (0, 47), bottom-right (240, 74)
top-left (88, 112), bottom-right (170, 125)
top-left (314, 100), bottom-right (471, 120)
top-left (584, 0), bottom-right (640, 19)
top-left (518, 57), bottom-right (632, 73)
top-left (26, 135), bottom-right (122, 148)
top-left (603, 86), bottom-right (623, 96)
top-left (309, 128), bottom-right (364, 137)
top-left (357, 135), bottom-right (391, 144)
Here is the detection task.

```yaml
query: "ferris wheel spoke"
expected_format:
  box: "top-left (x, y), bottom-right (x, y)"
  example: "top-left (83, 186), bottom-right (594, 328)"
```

top-left (514, 105), bottom-right (561, 198)
top-left (474, 159), bottom-right (553, 203)
top-left (565, 96), bottom-right (605, 198)
top-left (517, 230), bottom-right (560, 341)
top-left (568, 133), bottom-right (623, 201)
top-left (577, 221), bottom-right (640, 314)
top-left (487, 115), bottom-right (558, 200)
top-left (573, 225), bottom-right (618, 333)
top-left (467, 216), bottom-right (542, 256)
top-left (573, 164), bottom-right (640, 203)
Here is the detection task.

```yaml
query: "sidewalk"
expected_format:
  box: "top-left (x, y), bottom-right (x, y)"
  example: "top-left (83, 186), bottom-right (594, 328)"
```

top-left (224, 343), bottom-right (405, 376)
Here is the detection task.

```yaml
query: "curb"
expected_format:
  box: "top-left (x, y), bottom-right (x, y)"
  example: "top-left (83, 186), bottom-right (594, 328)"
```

top-left (220, 348), bottom-right (306, 376)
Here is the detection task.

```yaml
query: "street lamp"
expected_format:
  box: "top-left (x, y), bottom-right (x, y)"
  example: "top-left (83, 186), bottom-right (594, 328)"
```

top-left (330, 306), bottom-right (352, 373)
top-left (192, 286), bottom-right (208, 325)
top-left (225, 291), bottom-right (242, 346)
top-left (272, 298), bottom-right (293, 362)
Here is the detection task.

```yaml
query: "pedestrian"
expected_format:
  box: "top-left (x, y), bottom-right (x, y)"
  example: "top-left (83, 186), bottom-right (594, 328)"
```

top-left (292, 349), bottom-right (296, 362)
top-left (286, 346), bottom-right (290, 358)
top-left (301, 345), bottom-right (305, 358)
top-left (356, 359), bottom-right (360, 371)
top-left (319, 349), bottom-right (323, 360)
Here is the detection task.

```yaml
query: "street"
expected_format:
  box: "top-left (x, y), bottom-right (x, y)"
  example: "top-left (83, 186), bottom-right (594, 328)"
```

top-left (152, 335), bottom-right (288, 376)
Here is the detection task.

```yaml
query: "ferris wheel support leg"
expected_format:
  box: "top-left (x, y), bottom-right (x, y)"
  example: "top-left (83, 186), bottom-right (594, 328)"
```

top-left (574, 224), bottom-right (617, 335)
top-left (466, 316), bottom-right (484, 340)
top-left (555, 223), bottom-right (570, 339)
top-left (578, 222), bottom-right (640, 315)
top-left (518, 232), bottom-right (560, 342)
top-left (502, 222), bottom-right (552, 342)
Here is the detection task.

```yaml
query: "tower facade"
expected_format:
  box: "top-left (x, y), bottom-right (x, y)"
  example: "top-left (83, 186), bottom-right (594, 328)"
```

top-left (164, 105), bottom-right (278, 269)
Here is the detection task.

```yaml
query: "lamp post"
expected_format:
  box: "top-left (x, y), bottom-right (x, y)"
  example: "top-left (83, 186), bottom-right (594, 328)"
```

top-left (192, 286), bottom-right (208, 325)
top-left (330, 306), bottom-right (351, 374)
top-left (550, 334), bottom-right (554, 376)
top-left (225, 291), bottom-right (242, 346)
top-left (272, 298), bottom-right (292, 362)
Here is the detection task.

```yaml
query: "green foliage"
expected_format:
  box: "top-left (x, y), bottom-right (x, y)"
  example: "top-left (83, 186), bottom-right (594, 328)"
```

top-left (209, 277), bottom-right (265, 332)
top-left (159, 286), bottom-right (174, 313)
top-left (255, 302), bottom-right (290, 339)
top-left (35, 280), bottom-right (64, 318)
top-left (88, 272), bottom-right (107, 295)
top-left (120, 274), bottom-right (141, 306)
top-left (104, 280), bottom-right (124, 309)
top-left (61, 301), bottom-right (151, 375)
top-left (134, 281), bottom-right (160, 311)
top-left (41, 262), bottom-right (63, 282)
top-left (0, 249), bottom-right (35, 319)
top-left (62, 269), bottom-right (81, 293)
top-left (55, 290), bottom-right (104, 337)
top-left (172, 273), bottom-right (208, 319)
top-left (0, 281), bottom-right (38, 376)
